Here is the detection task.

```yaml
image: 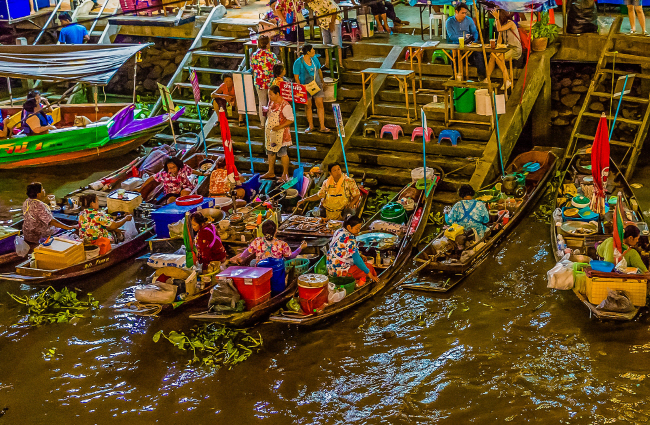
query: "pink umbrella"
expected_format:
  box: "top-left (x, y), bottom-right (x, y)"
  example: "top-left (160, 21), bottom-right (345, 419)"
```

top-left (589, 113), bottom-right (610, 214)
top-left (218, 107), bottom-right (239, 182)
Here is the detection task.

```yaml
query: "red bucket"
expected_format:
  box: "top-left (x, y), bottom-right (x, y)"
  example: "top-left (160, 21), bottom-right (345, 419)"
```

top-left (298, 286), bottom-right (328, 314)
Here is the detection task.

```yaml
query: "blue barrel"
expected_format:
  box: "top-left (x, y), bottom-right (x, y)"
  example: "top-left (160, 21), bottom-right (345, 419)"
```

top-left (257, 257), bottom-right (286, 295)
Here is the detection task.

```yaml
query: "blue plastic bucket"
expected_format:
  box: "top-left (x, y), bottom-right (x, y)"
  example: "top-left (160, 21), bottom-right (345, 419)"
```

top-left (258, 257), bottom-right (286, 295)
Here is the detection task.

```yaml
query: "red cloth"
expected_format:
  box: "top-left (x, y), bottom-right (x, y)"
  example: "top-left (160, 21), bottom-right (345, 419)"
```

top-left (195, 224), bottom-right (227, 267)
top-left (590, 114), bottom-right (610, 214)
top-left (346, 262), bottom-right (377, 286)
top-left (218, 109), bottom-right (240, 181)
top-left (90, 237), bottom-right (111, 256)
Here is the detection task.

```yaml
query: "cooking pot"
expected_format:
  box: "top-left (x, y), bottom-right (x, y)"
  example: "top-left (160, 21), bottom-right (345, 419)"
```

top-left (502, 174), bottom-right (519, 194)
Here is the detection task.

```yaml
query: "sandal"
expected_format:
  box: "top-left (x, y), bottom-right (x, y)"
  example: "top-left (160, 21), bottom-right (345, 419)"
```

top-left (319, 127), bottom-right (331, 133)
top-left (238, 121), bottom-right (245, 127)
top-left (304, 127), bottom-right (313, 133)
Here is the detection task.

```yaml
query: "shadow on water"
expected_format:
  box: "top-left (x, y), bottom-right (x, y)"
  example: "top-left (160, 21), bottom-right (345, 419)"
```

top-left (1, 165), bottom-right (650, 423)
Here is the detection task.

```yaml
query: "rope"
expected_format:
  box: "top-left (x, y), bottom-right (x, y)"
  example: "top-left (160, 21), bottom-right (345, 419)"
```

top-left (125, 301), bottom-right (163, 316)
top-left (445, 157), bottom-right (480, 177)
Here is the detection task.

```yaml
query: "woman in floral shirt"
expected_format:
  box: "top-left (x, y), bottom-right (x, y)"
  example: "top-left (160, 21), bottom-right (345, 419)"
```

top-left (78, 193), bottom-right (132, 255)
top-left (275, 0), bottom-right (305, 42)
top-left (251, 35), bottom-right (280, 129)
top-left (233, 221), bottom-right (306, 266)
top-left (142, 157), bottom-right (203, 204)
top-left (327, 215), bottom-right (378, 287)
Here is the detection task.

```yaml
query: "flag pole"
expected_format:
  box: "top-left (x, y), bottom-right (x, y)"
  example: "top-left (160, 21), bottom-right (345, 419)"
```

top-left (421, 108), bottom-right (427, 193)
top-left (290, 82), bottom-right (301, 166)
top-left (333, 103), bottom-right (349, 175)
top-left (190, 68), bottom-right (208, 155)
top-left (493, 91), bottom-right (504, 175)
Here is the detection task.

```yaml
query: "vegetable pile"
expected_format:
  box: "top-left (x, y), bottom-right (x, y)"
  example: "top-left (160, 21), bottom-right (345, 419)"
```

top-left (363, 190), bottom-right (397, 218)
top-left (153, 324), bottom-right (262, 368)
top-left (8, 286), bottom-right (100, 326)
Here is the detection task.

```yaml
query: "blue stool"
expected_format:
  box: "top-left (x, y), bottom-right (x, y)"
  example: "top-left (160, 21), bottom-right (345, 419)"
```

top-left (438, 129), bottom-right (461, 146)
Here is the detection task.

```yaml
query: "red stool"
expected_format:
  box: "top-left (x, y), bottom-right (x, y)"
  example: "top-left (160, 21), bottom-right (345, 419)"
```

top-left (411, 127), bottom-right (434, 142)
top-left (380, 124), bottom-right (403, 140)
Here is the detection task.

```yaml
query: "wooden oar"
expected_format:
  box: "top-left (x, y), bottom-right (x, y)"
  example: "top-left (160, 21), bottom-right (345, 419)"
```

top-left (394, 258), bottom-right (433, 287)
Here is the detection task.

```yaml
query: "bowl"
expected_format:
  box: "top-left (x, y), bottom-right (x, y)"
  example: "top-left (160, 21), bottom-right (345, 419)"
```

top-left (590, 260), bottom-right (615, 273)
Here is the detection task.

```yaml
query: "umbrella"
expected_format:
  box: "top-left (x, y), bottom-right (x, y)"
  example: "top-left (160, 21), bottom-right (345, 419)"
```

top-left (612, 191), bottom-right (626, 264)
top-left (218, 107), bottom-right (240, 183)
top-left (589, 113), bottom-right (610, 215)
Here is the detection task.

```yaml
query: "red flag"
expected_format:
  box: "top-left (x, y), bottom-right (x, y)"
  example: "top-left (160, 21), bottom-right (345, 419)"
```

top-left (189, 69), bottom-right (202, 105)
top-left (218, 107), bottom-right (239, 181)
top-left (589, 113), bottom-right (610, 214)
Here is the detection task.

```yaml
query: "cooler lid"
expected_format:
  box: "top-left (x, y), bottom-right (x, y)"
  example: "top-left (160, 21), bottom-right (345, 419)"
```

top-left (35, 237), bottom-right (82, 253)
top-left (0, 225), bottom-right (19, 240)
top-left (218, 266), bottom-right (273, 280)
top-left (108, 190), bottom-right (141, 201)
top-left (152, 197), bottom-right (215, 216)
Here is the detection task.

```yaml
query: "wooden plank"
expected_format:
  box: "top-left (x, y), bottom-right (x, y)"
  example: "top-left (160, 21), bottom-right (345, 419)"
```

top-left (582, 111), bottom-right (642, 125)
top-left (361, 68), bottom-right (414, 76)
top-left (320, 45), bottom-right (404, 173)
top-left (591, 91), bottom-right (649, 103)
top-left (192, 50), bottom-right (245, 59)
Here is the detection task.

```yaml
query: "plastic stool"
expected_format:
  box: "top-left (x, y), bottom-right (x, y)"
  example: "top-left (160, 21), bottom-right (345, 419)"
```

top-left (431, 49), bottom-right (449, 65)
top-left (438, 129), bottom-right (461, 146)
top-left (364, 121), bottom-right (382, 138)
top-left (411, 127), bottom-right (435, 142)
top-left (380, 124), bottom-right (403, 140)
top-left (429, 13), bottom-right (446, 39)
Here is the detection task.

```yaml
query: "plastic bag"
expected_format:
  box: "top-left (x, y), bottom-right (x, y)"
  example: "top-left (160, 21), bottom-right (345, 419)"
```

top-left (168, 219), bottom-right (185, 239)
top-left (615, 257), bottom-right (628, 272)
top-left (547, 253), bottom-right (574, 290)
top-left (327, 282), bottom-right (346, 304)
top-left (567, 0), bottom-right (597, 34)
top-left (135, 282), bottom-right (177, 304)
top-left (208, 278), bottom-right (243, 312)
top-left (597, 289), bottom-right (635, 313)
top-left (14, 235), bottom-right (29, 257)
top-left (147, 253), bottom-right (186, 268)
top-left (597, 16), bottom-right (614, 35)
top-left (121, 219), bottom-right (138, 242)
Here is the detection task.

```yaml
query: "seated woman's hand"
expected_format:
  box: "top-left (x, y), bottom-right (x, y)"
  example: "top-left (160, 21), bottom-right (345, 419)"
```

top-left (368, 273), bottom-right (379, 283)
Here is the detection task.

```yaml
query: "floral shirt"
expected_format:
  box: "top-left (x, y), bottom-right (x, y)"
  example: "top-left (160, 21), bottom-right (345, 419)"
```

top-left (326, 227), bottom-right (356, 276)
top-left (22, 199), bottom-right (55, 244)
top-left (79, 208), bottom-right (113, 241)
top-left (251, 49), bottom-right (280, 90)
top-left (275, 0), bottom-right (304, 20)
top-left (305, 0), bottom-right (342, 27)
top-left (153, 164), bottom-right (195, 195)
top-left (445, 199), bottom-right (490, 239)
top-left (246, 237), bottom-right (292, 262)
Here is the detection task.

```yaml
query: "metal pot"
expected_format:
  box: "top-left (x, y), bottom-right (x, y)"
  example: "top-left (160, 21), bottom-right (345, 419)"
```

top-left (200, 208), bottom-right (226, 222)
top-left (502, 175), bottom-right (519, 194)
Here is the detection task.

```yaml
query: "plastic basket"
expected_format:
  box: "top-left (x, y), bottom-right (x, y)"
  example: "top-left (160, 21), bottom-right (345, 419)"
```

top-left (285, 258), bottom-right (310, 275)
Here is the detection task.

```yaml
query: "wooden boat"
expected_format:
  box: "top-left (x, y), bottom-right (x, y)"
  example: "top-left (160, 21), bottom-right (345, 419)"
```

top-left (550, 151), bottom-right (649, 321)
top-left (0, 212), bottom-right (155, 285)
top-left (401, 149), bottom-right (558, 293)
top-left (268, 170), bottom-right (441, 327)
top-left (0, 221), bottom-right (23, 267)
top-left (0, 103), bottom-right (184, 169)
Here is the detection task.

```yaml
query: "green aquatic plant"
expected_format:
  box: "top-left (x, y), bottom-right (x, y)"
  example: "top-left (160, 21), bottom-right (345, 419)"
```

top-left (532, 170), bottom-right (563, 223)
top-left (8, 286), bottom-right (100, 326)
top-left (153, 324), bottom-right (262, 368)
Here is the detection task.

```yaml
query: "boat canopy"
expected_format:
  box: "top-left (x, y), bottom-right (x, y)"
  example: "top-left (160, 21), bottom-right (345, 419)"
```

top-left (0, 44), bottom-right (153, 86)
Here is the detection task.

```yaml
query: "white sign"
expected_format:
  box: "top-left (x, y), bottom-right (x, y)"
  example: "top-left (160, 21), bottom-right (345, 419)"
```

top-left (232, 72), bottom-right (257, 115)
top-left (613, 74), bottom-right (635, 98)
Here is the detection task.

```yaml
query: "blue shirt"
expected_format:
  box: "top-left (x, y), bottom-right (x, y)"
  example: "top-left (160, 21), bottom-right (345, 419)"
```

top-left (58, 23), bottom-right (88, 44)
top-left (446, 15), bottom-right (479, 44)
top-left (445, 199), bottom-right (489, 238)
top-left (292, 55), bottom-right (321, 85)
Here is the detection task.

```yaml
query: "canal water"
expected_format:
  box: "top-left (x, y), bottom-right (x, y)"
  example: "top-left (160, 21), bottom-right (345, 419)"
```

top-left (1, 162), bottom-right (649, 424)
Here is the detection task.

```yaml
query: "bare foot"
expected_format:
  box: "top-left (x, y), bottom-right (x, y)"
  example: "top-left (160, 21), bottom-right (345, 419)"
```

top-left (260, 172), bottom-right (276, 179)
top-left (281, 174), bottom-right (290, 182)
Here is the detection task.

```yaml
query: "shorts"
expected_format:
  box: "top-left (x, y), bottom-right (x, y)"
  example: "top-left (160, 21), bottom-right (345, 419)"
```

top-left (625, 0), bottom-right (641, 6)
top-left (267, 146), bottom-right (288, 157)
top-left (322, 23), bottom-right (342, 47)
top-left (370, 1), bottom-right (387, 16)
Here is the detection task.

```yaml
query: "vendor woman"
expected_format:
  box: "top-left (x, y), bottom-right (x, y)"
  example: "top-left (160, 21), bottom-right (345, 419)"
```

top-left (233, 221), bottom-right (306, 266)
top-left (297, 162), bottom-right (360, 220)
top-left (597, 224), bottom-right (648, 272)
top-left (78, 193), bottom-right (132, 255)
top-left (141, 157), bottom-right (205, 204)
top-left (327, 215), bottom-right (378, 286)
top-left (22, 182), bottom-right (76, 244)
top-left (190, 212), bottom-right (227, 269)
top-left (444, 184), bottom-right (490, 239)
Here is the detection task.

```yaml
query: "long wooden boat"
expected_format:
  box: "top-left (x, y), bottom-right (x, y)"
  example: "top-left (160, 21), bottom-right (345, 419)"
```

top-left (0, 212), bottom-right (154, 285)
top-left (550, 151), bottom-right (649, 321)
top-left (0, 103), bottom-right (183, 169)
top-left (268, 170), bottom-right (441, 327)
top-left (401, 149), bottom-right (558, 293)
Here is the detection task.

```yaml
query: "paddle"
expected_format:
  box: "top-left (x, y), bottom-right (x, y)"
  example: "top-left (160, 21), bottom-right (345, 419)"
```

top-left (394, 258), bottom-right (433, 287)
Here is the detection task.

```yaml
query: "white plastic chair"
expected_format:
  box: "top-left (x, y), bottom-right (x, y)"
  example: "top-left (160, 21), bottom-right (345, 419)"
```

top-left (429, 12), bottom-right (446, 39)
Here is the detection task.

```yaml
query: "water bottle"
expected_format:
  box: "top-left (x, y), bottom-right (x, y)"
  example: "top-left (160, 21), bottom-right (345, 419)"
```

top-left (249, 28), bottom-right (258, 44)
top-left (557, 235), bottom-right (566, 251)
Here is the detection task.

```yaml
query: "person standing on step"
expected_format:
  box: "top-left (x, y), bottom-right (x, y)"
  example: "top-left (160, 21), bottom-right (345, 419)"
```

top-left (275, 0), bottom-right (306, 42)
top-left (293, 44), bottom-right (330, 133)
top-left (304, 0), bottom-right (344, 67)
top-left (627, 0), bottom-right (647, 34)
top-left (251, 35), bottom-right (280, 129)
top-left (262, 85), bottom-right (294, 181)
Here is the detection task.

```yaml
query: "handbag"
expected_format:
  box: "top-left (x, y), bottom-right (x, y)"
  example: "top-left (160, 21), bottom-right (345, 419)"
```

top-left (301, 58), bottom-right (321, 95)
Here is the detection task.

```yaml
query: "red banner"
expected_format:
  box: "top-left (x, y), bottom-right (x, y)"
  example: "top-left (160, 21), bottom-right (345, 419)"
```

top-left (279, 81), bottom-right (307, 104)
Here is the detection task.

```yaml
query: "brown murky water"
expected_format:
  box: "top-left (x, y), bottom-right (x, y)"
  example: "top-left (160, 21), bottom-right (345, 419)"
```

top-left (1, 161), bottom-right (650, 424)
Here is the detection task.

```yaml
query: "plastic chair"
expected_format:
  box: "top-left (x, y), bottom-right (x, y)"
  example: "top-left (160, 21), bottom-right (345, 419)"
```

top-left (429, 13), bottom-right (446, 39)
top-left (411, 127), bottom-right (435, 142)
top-left (364, 121), bottom-right (382, 138)
top-left (431, 49), bottom-right (449, 65)
top-left (380, 124), bottom-right (403, 140)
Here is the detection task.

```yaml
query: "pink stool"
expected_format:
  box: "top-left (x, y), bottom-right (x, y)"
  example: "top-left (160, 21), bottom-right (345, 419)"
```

top-left (380, 124), bottom-right (403, 140)
top-left (411, 127), bottom-right (434, 142)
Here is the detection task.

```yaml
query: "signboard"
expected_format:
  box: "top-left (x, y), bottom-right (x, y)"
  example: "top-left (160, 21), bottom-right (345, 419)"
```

top-left (613, 74), bottom-right (635, 98)
top-left (333, 103), bottom-right (344, 137)
top-left (157, 82), bottom-right (175, 114)
top-left (279, 81), bottom-right (308, 104)
top-left (232, 72), bottom-right (257, 115)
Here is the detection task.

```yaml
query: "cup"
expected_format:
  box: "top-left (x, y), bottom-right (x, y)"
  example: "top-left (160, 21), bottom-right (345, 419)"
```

top-left (490, 39), bottom-right (496, 49)
top-left (458, 37), bottom-right (465, 48)
top-left (47, 194), bottom-right (56, 209)
top-left (219, 219), bottom-right (231, 231)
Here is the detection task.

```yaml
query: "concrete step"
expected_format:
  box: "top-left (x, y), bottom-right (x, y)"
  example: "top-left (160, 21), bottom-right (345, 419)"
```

top-left (345, 148), bottom-right (477, 177)
top-left (338, 71), bottom-right (449, 91)
top-left (175, 82), bottom-right (219, 91)
top-left (350, 135), bottom-right (485, 158)
top-left (173, 99), bottom-right (212, 108)
top-left (229, 124), bottom-right (337, 146)
top-left (379, 89), bottom-right (443, 105)
top-left (192, 50), bottom-right (245, 59)
top-left (232, 154), bottom-right (319, 176)
top-left (370, 102), bottom-right (492, 124)
top-left (183, 66), bottom-right (233, 75)
top-left (361, 120), bottom-right (492, 141)
top-left (230, 139), bottom-right (330, 160)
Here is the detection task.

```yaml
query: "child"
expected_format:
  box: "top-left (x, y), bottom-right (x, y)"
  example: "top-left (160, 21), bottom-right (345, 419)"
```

top-left (270, 63), bottom-right (288, 88)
